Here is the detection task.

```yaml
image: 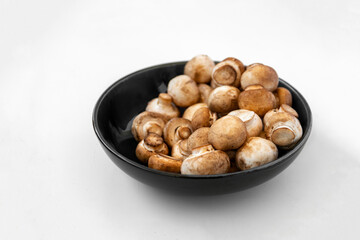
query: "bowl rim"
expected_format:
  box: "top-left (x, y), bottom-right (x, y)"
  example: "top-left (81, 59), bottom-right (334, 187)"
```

top-left (92, 61), bottom-right (312, 179)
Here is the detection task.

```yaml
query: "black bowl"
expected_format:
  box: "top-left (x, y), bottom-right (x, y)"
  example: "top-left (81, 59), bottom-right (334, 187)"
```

top-left (93, 61), bottom-right (312, 195)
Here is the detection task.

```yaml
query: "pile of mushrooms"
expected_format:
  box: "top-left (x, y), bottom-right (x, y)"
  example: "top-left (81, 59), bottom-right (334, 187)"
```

top-left (131, 55), bottom-right (303, 175)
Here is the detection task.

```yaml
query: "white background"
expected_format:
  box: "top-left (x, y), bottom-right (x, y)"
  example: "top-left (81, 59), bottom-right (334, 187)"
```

top-left (1, 0), bottom-right (360, 239)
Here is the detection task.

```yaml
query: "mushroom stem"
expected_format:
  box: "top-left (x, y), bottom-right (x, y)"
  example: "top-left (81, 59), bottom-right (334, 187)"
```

top-left (144, 122), bottom-right (163, 137)
top-left (158, 93), bottom-right (172, 105)
top-left (177, 126), bottom-right (192, 139)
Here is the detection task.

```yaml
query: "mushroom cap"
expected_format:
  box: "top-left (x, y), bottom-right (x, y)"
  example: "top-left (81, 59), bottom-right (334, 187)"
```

top-left (211, 57), bottom-right (244, 87)
top-left (208, 86), bottom-right (240, 113)
top-left (240, 63), bottom-right (279, 91)
top-left (171, 139), bottom-right (191, 160)
top-left (187, 127), bottom-right (210, 151)
top-left (198, 84), bottom-right (213, 104)
top-left (181, 145), bottom-right (230, 175)
top-left (274, 87), bottom-right (292, 108)
top-left (146, 93), bottom-right (180, 121)
top-left (135, 133), bottom-right (169, 164)
top-left (163, 118), bottom-right (193, 147)
top-left (238, 85), bottom-right (276, 117)
top-left (228, 109), bottom-right (263, 138)
top-left (208, 115), bottom-right (247, 151)
top-left (184, 55), bottom-right (215, 83)
top-left (191, 107), bottom-right (217, 130)
top-left (167, 75), bottom-right (200, 107)
top-left (182, 103), bottom-right (208, 121)
top-left (131, 111), bottom-right (167, 141)
top-left (148, 154), bottom-right (182, 173)
top-left (279, 104), bottom-right (299, 118)
top-left (236, 137), bottom-right (278, 170)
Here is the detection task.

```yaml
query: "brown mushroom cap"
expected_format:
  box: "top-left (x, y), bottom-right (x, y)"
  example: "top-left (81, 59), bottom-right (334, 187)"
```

top-left (208, 86), bottom-right (240, 113)
top-left (208, 115), bottom-right (247, 151)
top-left (274, 87), bottom-right (292, 108)
top-left (131, 111), bottom-right (167, 141)
top-left (240, 63), bottom-right (279, 92)
top-left (167, 75), bottom-right (200, 107)
top-left (171, 139), bottom-right (191, 160)
top-left (279, 104), bottom-right (299, 118)
top-left (135, 133), bottom-right (169, 164)
top-left (238, 85), bottom-right (276, 117)
top-left (163, 118), bottom-right (193, 147)
top-left (211, 57), bottom-right (244, 88)
top-left (191, 107), bottom-right (217, 130)
top-left (146, 93), bottom-right (180, 121)
top-left (148, 154), bottom-right (182, 173)
top-left (182, 103), bottom-right (208, 121)
top-left (180, 145), bottom-right (230, 175)
top-left (187, 127), bottom-right (210, 151)
top-left (198, 84), bottom-right (213, 104)
top-left (236, 137), bottom-right (278, 170)
top-left (184, 55), bottom-right (215, 83)
top-left (228, 109), bottom-right (263, 138)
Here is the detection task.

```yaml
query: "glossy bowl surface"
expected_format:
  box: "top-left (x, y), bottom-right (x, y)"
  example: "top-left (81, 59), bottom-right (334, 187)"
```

top-left (93, 61), bottom-right (312, 195)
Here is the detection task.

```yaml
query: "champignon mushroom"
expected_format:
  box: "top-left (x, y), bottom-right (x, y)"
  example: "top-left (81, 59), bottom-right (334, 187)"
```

top-left (184, 55), bottom-right (215, 83)
top-left (146, 93), bottom-right (180, 121)
top-left (198, 83), bottom-right (213, 104)
top-left (182, 103), bottom-right (208, 120)
top-left (135, 133), bottom-right (169, 164)
top-left (274, 87), bottom-right (292, 108)
top-left (279, 104), bottom-right (299, 118)
top-left (148, 154), bottom-right (182, 173)
top-left (171, 139), bottom-right (191, 160)
top-left (183, 103), bottom-right (217, 130)
top-left (131, 111), bottom-right (167, 142)
top-left (263, 110), bottom-right (303, 149)
top-left (163, 118), bottom-right (193, 148)
top-left (208, 115), bottom-right (247, 151)
top-left (207, 86), bottom-right (240, 114)
top-left (240, 63), bottom-right (279, 92)
top-left (167, 75), bottom-right (200, 107)
top-left (228, 109), bottom-right (263, 138)
top-left (236, 137), bottom-right (278, 170)
top-left (187, 127), bottom-right (210, 151)
top-left (211, 57), bottom-right (245, 88)
top-left (181, 145), bottom-right (230, 175)
top-left (238, 85), bottom-right (276, 117)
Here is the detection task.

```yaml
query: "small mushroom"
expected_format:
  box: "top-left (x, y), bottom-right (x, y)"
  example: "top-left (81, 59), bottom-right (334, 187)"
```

top-left (135, 133), bottom-right (169, 164)
top-left (228, 109), bottom-right (263, 138)
top-left (263, 110), bottom-right (303, 149)
top-left (184, 55), bottom-right (215, 83)
top-left (207, 86), bottom-right (240, 113)
top-left (182, 103), bottom-right (208, 120)
top-left (171, 139), bottom-right (191, 160)
top-left (163, 118), bottom-right (193, 148)
top-left (148, 154), bottom-right (182, 173)
top-left (274, 87), bottom-right (292, 108)
top-left (191, 107), bottom-right (217, 130)
top-left (238, 85), bottom-right (276, 117)
top-left (211, 57), bottom-right (245, 88)
top-left (240, 63), bottom-right (279, 92)
top-left (279, 104), bottom-right (299, 118)
top-left (198, 83), bottom-right (213, 104)
top-left (181, 145), bottom-right (230, 175)
top-left (236, 137), bottom-right (278, 170)
top-left (187, 127), bottom-right (210, 151)
top-left (146, 93), bottom-right (180, 121)
top-left (167, 75), bottom-right (200, 107)
top-left (131, 111), bottom-right (167, 142)
top-left (208, 115), bottom-right (247, 151)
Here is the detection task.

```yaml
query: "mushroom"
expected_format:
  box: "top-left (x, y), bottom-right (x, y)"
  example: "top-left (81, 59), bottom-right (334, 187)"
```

top-left (279, 104), bottom-right (299, 118)
top-left (187, 127), bottom-right (210, 151)
top-left (182, 103), bottom-right (208, 120)
top-left (274, 87), bottom-right (292, 108)
top-left (131, 111), bottom-right (167, 142)
top-left (135, 133), bottom-right (169, 164)
top-left (198, 83), bottom-right (213, 104)
top-left (181, 145), bottom-right (230, 175)
top-left (167, 75), bottom-right (200, 107)
top-left (211, 57), bottom-right (245, 88)
top-left (183, 103), bottom-right (217, 130)
top-left (148, 154), bottom-right (182, 173)
top-left (184, 55), bottom-right (215, 83)
top-left (171, 139), bottom-right (191, 160)
top-left (263, 110), bottom-right (303, 149)
top-left (207, 86), bottom-right (240, 114)
top-left (146, 93), bottom-right (180, 121)
top-left (240, 63), bottom-right (279, 92)
top-left (228, 109), bottom-right (263, 138)
top-left (208, 115), bottom-right (247, 151)
top-left (163, 118), bottom-right (193, 148)
top-left (238, 85), bottom-right (276, 117)
top-left (236, 137), bottom-right (278, 170)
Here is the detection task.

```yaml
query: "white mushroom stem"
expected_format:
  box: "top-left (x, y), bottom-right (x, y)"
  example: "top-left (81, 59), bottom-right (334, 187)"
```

top-left (142, 122), bottom-right (163, 137)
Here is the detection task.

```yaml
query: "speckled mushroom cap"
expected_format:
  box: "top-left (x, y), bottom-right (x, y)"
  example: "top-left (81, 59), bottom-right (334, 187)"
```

top-left (181, 145), bottom-right (230, 175)
top-left (146, 93), bottom-right (180, 121)
top-left (184, 55), bottom-right (215, 84)
top-left (198, 84), bottom-right (213, 104)
top-left (207, 86), bottom-right (240, 113)
top-left (163, 118), bottom-right (193, 148)
top-left (236, 137), bottom-right (278, 170)
top-left (187, 127), bottom-right (210, 151)
top-left (208, 115), bottom-right (247, 151)
top-left (228, 109), bottom-right (263, 138)
top-left (274, 87), bottom-right (292, 108)
top-left (167, 75), bottom-right (200, 107)
top-left (211, 57), bottom-right (245, 88)
top-left (131, 111), bottom-right (167, 142)
top-left (182, 103), bottom-right (208, 121)
top-left (240, 63), bottom-right (279, 92)
top-left (135, 133), bottom-right (169, 164)
top-left (238, 85), bottom-right (276, 117)
top-left (148, 154), bottom-right (182, 173)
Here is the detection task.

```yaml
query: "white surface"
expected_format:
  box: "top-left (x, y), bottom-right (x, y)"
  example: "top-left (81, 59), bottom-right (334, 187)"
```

top-left (1, 0), bottom-right (360, 239)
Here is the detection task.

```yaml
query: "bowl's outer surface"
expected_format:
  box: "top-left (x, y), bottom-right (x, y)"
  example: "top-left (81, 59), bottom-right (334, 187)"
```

top-left (93, 62), bottom-right (312, 195)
